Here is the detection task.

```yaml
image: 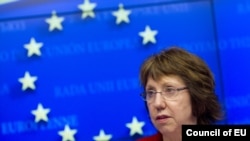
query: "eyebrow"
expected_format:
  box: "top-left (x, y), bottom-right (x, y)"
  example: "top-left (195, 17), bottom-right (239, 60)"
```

top-left (162, 83), bottom-right (175, 87)
top-left (145, 82), bottom-right (178, 90)
top-left (160, 82), bottom-right (176, 87)
top-left (145, 85), bottom-right (155, 90)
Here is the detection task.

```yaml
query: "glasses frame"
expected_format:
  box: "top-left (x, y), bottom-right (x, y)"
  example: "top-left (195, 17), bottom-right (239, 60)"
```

top-left (140, 87), bottom-right (188, 102)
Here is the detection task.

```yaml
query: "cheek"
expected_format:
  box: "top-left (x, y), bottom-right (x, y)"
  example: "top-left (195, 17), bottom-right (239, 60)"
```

top-left (174, 104), bottom-right (192, 116)
top-left (172, 99), bottom-right (193, 121)
top-left (147, 103), bottom-right (155, 116)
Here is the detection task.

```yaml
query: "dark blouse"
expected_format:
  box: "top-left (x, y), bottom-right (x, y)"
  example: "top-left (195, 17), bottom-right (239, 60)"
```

top-left (137, 133), bottom-right (163, 141)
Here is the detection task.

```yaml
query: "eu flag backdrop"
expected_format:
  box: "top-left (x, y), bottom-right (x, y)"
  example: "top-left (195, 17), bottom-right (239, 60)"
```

top-left (0, 0), bottom-right (250, 140)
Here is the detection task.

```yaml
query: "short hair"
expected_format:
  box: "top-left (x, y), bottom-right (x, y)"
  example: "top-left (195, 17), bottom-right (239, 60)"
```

top-left (139, 46), bottom-right (224, 124)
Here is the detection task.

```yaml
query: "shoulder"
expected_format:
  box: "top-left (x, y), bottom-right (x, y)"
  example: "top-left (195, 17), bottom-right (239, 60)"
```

top-left (137, 133), bottom-right (162, 141)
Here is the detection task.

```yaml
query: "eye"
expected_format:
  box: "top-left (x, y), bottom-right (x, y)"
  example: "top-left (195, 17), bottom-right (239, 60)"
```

top-left (164, 87), bottom-right (175, 93)
top-left (146, 90), bottom-right (155, 97)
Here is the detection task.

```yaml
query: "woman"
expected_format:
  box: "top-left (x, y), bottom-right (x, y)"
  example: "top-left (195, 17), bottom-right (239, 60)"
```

top-left (137, 46), bottom-right (223, 141)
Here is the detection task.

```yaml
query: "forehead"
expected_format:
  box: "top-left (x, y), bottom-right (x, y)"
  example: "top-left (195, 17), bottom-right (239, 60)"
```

top-left (146, 75), bottom-right (185, 87)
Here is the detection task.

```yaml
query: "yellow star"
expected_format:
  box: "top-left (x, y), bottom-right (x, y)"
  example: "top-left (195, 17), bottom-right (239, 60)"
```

top-left (24, 37), bottom-right (43, 57)
top-left (93, 129), bottom-right (112, 141)
top-left (31, 103), bottom-right (50, 122)
top-left (112, 3), bottom-right (131, 24)
top-left (58, 125), bottom-right (78, 141)
top-left (78, 0), bottom-right (97, 19)
top-left (126, 116), bottom-right (145, 136)
top-left (139, 25), bottom-right (158, 45)
top-left (0, 0), bottom-right (17, 5)
top-left (18, 71), bottom-right (38, 91)
top-left (45, 10), bottom-right (64, 31)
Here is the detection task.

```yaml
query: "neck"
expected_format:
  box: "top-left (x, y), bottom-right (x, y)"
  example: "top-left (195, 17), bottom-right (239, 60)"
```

top-left (161, 124), bottom-right (182, 141)
top-left (162, 130), bottom-right (182, 141)
top-left (162, 117), bottom-right (197, 141)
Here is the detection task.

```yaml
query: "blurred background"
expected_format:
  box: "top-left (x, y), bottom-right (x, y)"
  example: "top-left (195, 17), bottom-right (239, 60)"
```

top-left (0, 0), bottom-right (250, 140)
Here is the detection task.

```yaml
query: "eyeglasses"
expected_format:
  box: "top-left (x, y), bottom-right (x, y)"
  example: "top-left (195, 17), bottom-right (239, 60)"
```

top-left (140, 86), bottom-right (188, 102)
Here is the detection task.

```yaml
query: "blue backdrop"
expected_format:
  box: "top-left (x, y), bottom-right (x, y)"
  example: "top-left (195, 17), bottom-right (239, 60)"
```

top-left (0, 0), bottom-right (250, 140)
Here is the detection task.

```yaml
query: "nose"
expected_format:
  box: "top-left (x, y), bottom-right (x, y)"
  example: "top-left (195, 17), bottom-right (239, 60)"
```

top-left (152, 92), bottom-right (166, 109)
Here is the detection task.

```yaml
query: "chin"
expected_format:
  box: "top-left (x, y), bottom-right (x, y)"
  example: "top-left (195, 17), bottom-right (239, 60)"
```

top-left (162, 125), bottom-right (178, 133)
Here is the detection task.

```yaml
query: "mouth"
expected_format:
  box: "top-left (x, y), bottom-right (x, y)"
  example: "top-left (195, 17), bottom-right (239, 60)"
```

top-left (156, 115), bottom-right (170, 122)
